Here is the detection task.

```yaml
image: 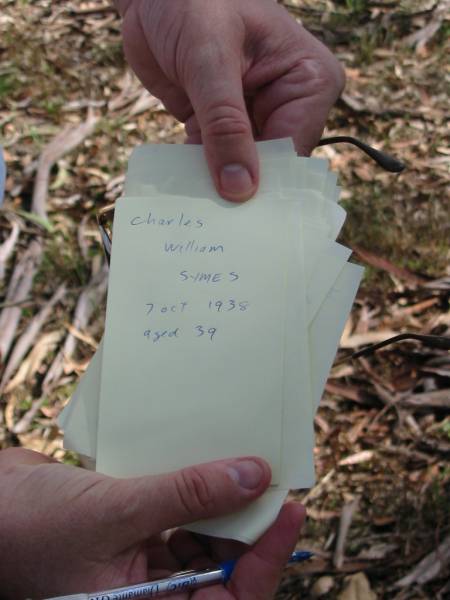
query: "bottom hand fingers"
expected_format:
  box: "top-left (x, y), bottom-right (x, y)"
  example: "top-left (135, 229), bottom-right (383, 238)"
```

top-left (203, 535), bottom-right (247, 564)
top-left (185, 134), bottom-right (203, 145)
top-left (227, 502), bottom-right (305, 599)
top-left (168, 529), bottom-right (210, 567)
top-left (0, 447), bottom-right (57, 468)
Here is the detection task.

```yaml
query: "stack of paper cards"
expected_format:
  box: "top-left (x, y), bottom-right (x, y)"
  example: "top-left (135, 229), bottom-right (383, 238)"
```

top-left (59, 139), bottom-right (363, 544)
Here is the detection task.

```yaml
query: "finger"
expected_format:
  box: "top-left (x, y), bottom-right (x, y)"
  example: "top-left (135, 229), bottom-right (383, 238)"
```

top-left (184, 115), bottom-right (202, 144)
top-left (121, 1), bottom-right (193, 121)
top-left (193, 584), bottom-right (231, 600)
top-left (184, 42), bottom-right (259, 202)
top-left (255, 82), bottom-right (340, 156)
top-left (0, 447), bottom-right (57, 468)
top-left (192, 503), bottom-right (304, 600)
top-left (251, 28), bottom-right (344, 155)
top-left (114, 1), bottom-right (133, 18)
top-left (168, 529), bottom-right (208, 567)
top-left (185, 134), bottom-right (203, 145)
top-left (226, 502), bottom-right (305, 599)
top-left (187, 552), bottom-right (232, 600)
top-left (144, 535), bottom-right (181, 573)
top-left (169, 530), bottom-right (246, 568)
top-left (113, 457), bottom-right (271, 544)
top-left (199, 535), bottom-right (248, 564)
top-left (184, 108), bottom-right (257, 148)
top-left (184, 114), bottom-right (200, 138)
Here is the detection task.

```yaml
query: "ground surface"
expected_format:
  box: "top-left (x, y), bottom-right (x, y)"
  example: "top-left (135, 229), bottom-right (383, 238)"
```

top-left (0, 1), bottom-right (449, 598)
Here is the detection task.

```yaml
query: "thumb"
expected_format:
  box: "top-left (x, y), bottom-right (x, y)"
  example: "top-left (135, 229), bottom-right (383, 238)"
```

top-left (113, 457), bottom-right (271, 542)
top-left (185, 53), bottom-right (259, 202)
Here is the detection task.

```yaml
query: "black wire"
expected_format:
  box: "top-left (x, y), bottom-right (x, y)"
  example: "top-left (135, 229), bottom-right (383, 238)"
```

top-left (318, 136), bottom-right (405, 172)
top-left (350, 333), bottom-right (450, 360)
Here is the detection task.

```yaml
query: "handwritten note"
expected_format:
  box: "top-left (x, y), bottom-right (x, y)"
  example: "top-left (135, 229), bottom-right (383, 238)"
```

top-left (96, 192), bottom-right (296, 481)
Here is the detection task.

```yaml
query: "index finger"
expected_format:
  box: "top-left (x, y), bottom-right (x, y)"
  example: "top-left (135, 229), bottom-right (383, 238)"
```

top-left (193, 502), bottom-right (305, 600)
top-left (252, 27), bottom-right (344, 156)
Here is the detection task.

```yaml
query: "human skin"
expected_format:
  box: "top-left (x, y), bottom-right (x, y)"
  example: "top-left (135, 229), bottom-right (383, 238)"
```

top-left (115, 0), bottom-right (345, 201)
top-left (0, 448), bottom-right (304, 599)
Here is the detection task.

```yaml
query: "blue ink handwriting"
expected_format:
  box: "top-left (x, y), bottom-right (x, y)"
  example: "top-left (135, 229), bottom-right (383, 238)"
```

top-left (144, 328), bottom-right (180, 343)
top-left (143, 327), bottom-right (218, 342)
top-left (179, 271), bottom-right (239, 283)
top-left (195, 325), bottom-right (217, 341)
top-left (146, 302), bottom-right (188, 315)
top-left (164, 241), bottom-right (223, 255)
top-left (130, 211), bottom-right (204, 228)
top-left (208, 299), bottom-right (249, 312)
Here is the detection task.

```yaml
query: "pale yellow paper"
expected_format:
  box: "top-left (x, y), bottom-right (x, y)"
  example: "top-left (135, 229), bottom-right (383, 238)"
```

top-left (109, 192), bottom-right (315, 489)
top-left (57, 342), bottom-right (101, 458)
top-left (307, 243), bottom-right (352, 321)
top-left (310, 262), bottom-right (364, 409)
top-left (278, 199), bottom-right (314, 488)
top-left (125, 139), bottom-right (295, 198)
top-left (96, 192), bottom-right (294, 480)
top-left (185, 489), bottom-right (289, 544)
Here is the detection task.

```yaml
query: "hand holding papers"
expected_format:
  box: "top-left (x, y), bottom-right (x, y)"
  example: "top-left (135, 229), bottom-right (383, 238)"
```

top-left (59, 139), bottom-right (363, 544)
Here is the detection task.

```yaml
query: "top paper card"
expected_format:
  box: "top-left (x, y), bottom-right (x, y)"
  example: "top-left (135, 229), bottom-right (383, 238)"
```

top-left (96, 191), bottom-right (296, 481)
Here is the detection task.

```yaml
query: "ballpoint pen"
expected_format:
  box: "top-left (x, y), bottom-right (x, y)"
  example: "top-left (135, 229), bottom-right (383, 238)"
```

top-left (47, 550), bottom-right (313, 600)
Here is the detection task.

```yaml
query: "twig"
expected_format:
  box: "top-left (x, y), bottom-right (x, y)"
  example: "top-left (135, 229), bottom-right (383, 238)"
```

top-left (77, 214), bottom-right (90, 262)
top-left (32, 109), bottom-right (98, 220)
top-left (339, 450), bottom-right (374, 467)
top-left (10, 397), bottom-right (44, 436)
top-left (333, 497), bottom-right (360, 570)
top-left (0, 298), bottom-right (33, 310)
top-left (0, 240), bottom-right (43, 361)
top-left (303, 469), bottom-right (336, 506)
top-left (400, 389), bottom-right (450, 410)
top-left (0, 216), bottom-right (20, 282)
top-left (12, 264), bottom-right (107, 435)
top-left (69, 6), bottom-right (116, 16)
top-left (395, 533), bottom-right (450, 587)
top-left (379, 445), bottom-right (432, 464)
top-left (41, 263), bottom-right (108, 394)
top-left (325, 381), bottom-right (376, 405)
top-left (403, 0), bottom-right (449, 51)
top-left (351, 246), bottom-right (427, 286)
top-left (0, 284), bottom-right (66, 393)
top-left (4, 331), bottom-right (62, 395)
top-left (357, 356), bottom-right (396, 392)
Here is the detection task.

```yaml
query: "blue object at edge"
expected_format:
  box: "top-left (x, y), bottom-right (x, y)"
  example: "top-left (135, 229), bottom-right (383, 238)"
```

top-left (220, 550), bottom-right (313, 583)
top-left (220, 560), bottom-right (237, 582)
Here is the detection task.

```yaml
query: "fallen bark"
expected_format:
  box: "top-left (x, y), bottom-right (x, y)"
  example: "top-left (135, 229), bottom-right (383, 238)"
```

top-left (395, 533), bottom-right (450, 587)
top-left (0, 284), bottom-right (66, 392)
top-left (0, 217), bottom-right (21, 282)
top-left (0, 239), bottom-right (43, 361)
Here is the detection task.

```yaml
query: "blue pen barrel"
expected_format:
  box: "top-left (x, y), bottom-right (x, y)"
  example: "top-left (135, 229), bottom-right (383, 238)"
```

top-left (87, 567), bottom-right (225, 600)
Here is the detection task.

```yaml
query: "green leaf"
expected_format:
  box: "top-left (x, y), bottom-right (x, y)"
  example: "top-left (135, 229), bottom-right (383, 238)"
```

top-left (15, 209), bottom-right (54, 233)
